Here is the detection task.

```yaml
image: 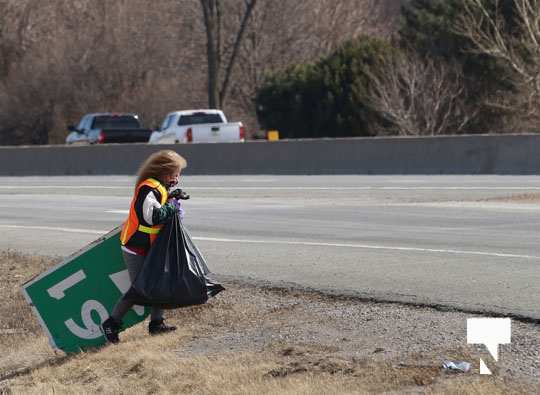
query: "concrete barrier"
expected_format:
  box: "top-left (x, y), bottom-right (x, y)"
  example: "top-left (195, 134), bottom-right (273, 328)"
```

top-left (1, 134), bottom-right (540, 175)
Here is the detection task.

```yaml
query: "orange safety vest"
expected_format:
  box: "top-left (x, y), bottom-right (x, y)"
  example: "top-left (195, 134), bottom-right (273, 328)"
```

top-left (120, 178), bottom-right (168, 246)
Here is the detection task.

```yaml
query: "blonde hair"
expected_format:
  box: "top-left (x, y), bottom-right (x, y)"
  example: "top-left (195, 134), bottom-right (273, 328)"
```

top-left (135, 150), bottom-right (187, 189)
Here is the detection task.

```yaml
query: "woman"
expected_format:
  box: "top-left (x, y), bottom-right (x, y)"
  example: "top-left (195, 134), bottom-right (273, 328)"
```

top-left (101, 150), bottom-right (187, 344)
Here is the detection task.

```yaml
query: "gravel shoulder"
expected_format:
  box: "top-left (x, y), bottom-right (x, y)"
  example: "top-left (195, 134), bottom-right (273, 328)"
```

top-left (176, 276), bottom-right (540, 384)
top-left (2, 251), bottom-right (539, 393)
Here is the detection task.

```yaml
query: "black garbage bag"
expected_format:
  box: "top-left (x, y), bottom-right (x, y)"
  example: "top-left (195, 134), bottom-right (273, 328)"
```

top-left (181, 222), bottom-right (225, 298)
top-left (124, 213), bottom-right (224, 308)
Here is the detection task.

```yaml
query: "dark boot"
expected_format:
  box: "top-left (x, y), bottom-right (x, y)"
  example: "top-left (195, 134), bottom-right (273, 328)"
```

top-left (148, 319), bottom-right (177, 335)
top-left (101, 317), bottom-right (122, 344)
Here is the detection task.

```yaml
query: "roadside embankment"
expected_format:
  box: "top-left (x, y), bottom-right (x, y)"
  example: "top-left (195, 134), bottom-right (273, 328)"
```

top-left (1, 251), bottom-right (539, 394)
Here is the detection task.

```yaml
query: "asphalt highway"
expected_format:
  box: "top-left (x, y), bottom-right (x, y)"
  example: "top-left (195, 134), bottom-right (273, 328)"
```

top-left (1, 175), bottom-right (539, 320)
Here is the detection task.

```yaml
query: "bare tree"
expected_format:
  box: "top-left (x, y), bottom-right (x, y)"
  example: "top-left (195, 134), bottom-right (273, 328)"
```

top-left (0, 0), bottom-right (205, 144)
top-left (456, 0), bottom-right (540, 125)
top-left (229, 0), bottom-right (397, 134)
top-left (199, 0), bottom-right (257, 108)
top-left (367, 52), bottom-right (475, 136)
top-left (0, 0), bottom-right (34, 79)
top-left (0, 0), bottom-right (61, 144)
top-left (0, 0), bottom-right (406, 145)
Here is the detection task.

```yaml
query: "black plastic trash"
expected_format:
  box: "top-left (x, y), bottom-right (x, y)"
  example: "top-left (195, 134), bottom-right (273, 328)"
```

top-left (124, 213), bottom-right (224, 308)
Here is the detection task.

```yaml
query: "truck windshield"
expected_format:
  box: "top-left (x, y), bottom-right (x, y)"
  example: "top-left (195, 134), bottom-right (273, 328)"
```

top-left (92, 116), bottom-right (141, 129)
top-left (178, 113), bottom-right (223, 126)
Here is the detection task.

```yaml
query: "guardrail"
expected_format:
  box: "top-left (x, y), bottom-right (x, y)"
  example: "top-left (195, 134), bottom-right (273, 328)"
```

top-left (1, 134), bottom-right (539, 175)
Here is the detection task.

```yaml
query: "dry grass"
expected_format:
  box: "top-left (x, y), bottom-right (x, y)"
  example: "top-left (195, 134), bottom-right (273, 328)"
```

top-left (0, 251), bottom-right (59, 378)
top-left (1, 251), bottom-right (538, 394)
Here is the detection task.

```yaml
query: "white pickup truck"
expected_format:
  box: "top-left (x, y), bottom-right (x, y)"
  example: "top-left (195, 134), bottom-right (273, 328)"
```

top-left (148, 109), bottom-right (245, 144)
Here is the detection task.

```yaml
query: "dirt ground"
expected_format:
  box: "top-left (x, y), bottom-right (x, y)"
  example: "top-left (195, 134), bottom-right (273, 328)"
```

top-left (1, 251), bottom-right (539, 394)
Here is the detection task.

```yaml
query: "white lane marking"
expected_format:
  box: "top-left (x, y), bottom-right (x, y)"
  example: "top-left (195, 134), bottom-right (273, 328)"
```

top-left (195, 186), bottom-right (538, 190)
top-left (0, 186), bottom-right (128, 189)
top-left (105, 210), bottom-right (129, 214)
top-left (192, 237), bottom-right (540, 260)
top-left (187, 186), bottom-right (540, 190)
top-left (240, 178), bottom-right (277, 183)
top-left (0, 224), bottom-right (105, 234)
top-left (3, 185), bottom-right (540, 191)
top-left (389, 202), bottom-right (540, 211)
top-left (1, 224), bottom-right (536, 260)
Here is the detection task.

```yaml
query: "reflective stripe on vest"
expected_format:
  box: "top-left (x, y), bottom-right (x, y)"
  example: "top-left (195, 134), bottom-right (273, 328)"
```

top-left (120, 178), bottom-right (168, 246)
top-left (137, 224), bottom-right (161, 234)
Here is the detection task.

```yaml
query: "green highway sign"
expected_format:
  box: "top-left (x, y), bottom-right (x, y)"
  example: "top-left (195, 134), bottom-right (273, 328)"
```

top-left (21, 227), bottom-right (149, 353)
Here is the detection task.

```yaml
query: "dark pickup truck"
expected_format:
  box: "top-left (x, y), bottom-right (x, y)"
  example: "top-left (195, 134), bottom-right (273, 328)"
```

top-left (65, 113), bottom-right (152, 144)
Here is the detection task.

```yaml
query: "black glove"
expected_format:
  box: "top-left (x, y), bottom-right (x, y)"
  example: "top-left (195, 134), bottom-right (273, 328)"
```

top-left (152, 202), bottom-right (178, 224)
top-left (169, 188), bottom-right (190, 200)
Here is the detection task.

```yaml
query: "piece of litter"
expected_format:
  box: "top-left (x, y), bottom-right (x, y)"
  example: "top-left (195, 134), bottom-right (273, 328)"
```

top-left (442, 360), bottom-right (471, 373)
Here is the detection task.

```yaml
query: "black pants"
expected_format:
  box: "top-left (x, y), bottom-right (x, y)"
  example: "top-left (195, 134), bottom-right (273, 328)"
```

top-left (111, 250), bottom-right (163, 322)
